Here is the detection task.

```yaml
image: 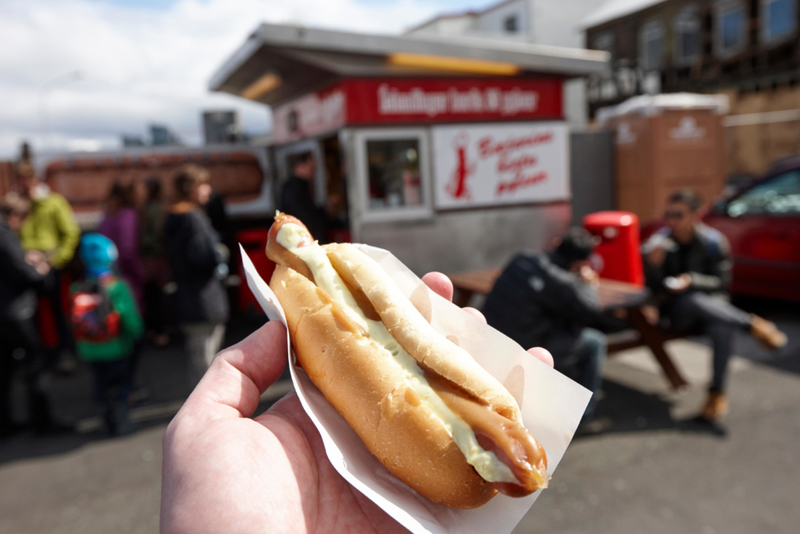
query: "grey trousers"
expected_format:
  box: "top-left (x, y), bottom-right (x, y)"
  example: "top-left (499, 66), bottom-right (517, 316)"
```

top-left (182, 323), bottom-right (226, 389)
top-left (666, 292), bottom-right (751, 392)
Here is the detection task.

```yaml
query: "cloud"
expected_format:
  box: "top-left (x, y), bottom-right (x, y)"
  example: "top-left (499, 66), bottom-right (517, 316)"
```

top-left (0, 0), bottom-right (441, 158)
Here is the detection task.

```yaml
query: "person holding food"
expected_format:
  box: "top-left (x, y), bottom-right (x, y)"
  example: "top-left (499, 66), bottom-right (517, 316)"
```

top-left (163, 165), bottom-right (229, 388)
top-left (482, 228), bottom-right (616, 432)
top-left (160, 266), bottom-right (554, 532)
top-left (642, 189), bottom-right (787, 424)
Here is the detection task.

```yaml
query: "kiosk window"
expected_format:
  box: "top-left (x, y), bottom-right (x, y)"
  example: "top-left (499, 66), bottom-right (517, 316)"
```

top-left (366, 139), bottom-right (423, 209)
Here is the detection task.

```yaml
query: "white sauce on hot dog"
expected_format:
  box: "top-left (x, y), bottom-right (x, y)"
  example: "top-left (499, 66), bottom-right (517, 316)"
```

top-left (277, 223), bottom-right (517, 485)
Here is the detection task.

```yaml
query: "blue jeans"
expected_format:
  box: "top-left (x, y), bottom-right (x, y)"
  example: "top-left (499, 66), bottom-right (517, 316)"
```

top-left (545, 327), bottom-right (606, 422)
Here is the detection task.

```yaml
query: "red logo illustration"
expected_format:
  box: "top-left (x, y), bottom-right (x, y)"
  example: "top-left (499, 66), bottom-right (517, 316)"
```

top-left (446, 132), bottom-right (475, 200)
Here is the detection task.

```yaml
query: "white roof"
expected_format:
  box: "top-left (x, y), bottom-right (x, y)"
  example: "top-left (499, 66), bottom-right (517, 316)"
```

top-left (580, 0), bottom-right (665, 29)
top-left (210, 23), bottom-right (609, 106)
top-left (596, 93), bottom-right (730, 123)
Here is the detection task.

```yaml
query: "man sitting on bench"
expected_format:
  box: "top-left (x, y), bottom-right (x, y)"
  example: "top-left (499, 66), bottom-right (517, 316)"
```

top-left (483, 228), bottom-right (622, 432)
top-left (643, 189), bottom-right (787, 425)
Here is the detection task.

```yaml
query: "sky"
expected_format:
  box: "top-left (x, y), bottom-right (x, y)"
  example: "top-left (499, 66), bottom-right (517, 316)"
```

top-left (0, 0), bottom-right (497, 159)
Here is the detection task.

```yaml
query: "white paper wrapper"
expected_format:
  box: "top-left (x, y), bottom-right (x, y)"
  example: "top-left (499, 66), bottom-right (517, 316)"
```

top-left (240, 244), bottom-right (591, 534)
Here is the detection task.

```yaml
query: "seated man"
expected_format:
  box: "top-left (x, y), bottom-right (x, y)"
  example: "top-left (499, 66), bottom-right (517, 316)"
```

top-left (483, 228), bottom-right (617, 429)
top-left (643, 190), bottom-right (786, 424)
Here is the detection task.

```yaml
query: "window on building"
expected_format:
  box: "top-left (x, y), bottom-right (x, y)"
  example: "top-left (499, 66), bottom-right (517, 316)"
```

top-left (716, 1), bottom-right (746, 56)
top-left (674, 6), bottom-right (702, 65)
top-left (593, 32), bottom-right (614, 64)
top-left (762, 0), bottom-right (797, 43)
top-left (640, 20), bottom-right (664, 70)
top-left (354, 128), bottom-right (433, 222)
top-left (504, 15), bottom-right (518, 33)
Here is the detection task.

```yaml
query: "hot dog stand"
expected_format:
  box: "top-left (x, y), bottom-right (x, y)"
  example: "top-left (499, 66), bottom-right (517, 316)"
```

top-left (210, 23), bottom-right (607, 274)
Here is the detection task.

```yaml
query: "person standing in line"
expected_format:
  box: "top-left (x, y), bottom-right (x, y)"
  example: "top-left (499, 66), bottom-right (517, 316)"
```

top-left (643, 189), bottom-right (787, 425)
top-left (0, 193), bottom-right (62, 436)
top-left (163, 165), bottom-right (230, 388)
top-left (17, 164), bottom-right (81, 362)
top-left (72, 233), bottom-right (143, 436)
top-left (279, 152), bottom-right (330, 243)
top-left (98, 182), bottom-right (145, 313)
top-left (137, 177), bottom-right (170, 347)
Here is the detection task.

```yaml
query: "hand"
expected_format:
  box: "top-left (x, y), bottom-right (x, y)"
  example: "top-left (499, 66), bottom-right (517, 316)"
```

top-left (25, 250), bottom-right (50, 275)
top-left (161, 272), bottom-right (553, 534)
top-left (578, 265), bottom-right (600, 288)
top-left (665, 273), bottom-right (691, 294)
top-left (640, 305), bottom-right (660, 325)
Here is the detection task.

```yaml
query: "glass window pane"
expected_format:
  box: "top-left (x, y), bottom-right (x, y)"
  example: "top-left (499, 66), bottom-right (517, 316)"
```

top-left (768, 0), bottom-right (795, 39)
top-left (721, 9), bottom-right (744, 50)
top-left (366, 139), bottom-right (423, 209)
top-left (727, 170), bottom-right (800, 216)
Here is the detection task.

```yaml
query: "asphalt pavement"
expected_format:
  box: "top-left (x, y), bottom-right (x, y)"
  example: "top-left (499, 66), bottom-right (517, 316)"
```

top-left (1, 299), bottom-right (799, 534)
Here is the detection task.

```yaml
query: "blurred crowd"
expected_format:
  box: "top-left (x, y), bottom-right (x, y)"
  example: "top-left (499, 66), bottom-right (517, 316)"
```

top-left (0, 161), bottom-right (231, 437)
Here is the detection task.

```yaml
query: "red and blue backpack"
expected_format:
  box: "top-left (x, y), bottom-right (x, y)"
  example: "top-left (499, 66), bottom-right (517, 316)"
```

top-left (70, 278), bottom-right (120, 343)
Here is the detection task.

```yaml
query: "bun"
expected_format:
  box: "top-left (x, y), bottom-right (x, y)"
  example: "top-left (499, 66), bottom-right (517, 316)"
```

top-left (271, 265), bottom-right (496, 508)
top-left (267, 213), bottom-right (547, 508)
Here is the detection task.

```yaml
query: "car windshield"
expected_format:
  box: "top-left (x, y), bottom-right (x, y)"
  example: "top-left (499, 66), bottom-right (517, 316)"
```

top-left (727, 169), bottom-right (800, 216)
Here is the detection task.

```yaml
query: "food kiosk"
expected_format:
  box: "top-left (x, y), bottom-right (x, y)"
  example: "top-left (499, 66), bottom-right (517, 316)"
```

top-left (210, 23), bottom-right (607, 274)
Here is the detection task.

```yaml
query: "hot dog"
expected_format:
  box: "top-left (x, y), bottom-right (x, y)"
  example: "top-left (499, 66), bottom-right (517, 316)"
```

top-left (266, 213), bottom-right (548, 508)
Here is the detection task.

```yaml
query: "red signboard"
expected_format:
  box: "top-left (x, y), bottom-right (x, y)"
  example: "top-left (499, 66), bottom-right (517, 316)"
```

top-left (343, 77), bottom-right (563, 124)
top-left (271, 77), bottom-right (563, 144)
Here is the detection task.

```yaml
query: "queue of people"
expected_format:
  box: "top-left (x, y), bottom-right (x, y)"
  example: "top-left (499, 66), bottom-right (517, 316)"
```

top-left (0, 163), bottom-right (232, 437)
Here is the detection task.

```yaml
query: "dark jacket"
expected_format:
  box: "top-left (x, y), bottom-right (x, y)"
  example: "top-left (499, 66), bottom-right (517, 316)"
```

top-left (279, 176), bottom-right (328, 243)
top-left (0, 221), bottom-right (48, 322)
top-left (644, 223), bottom-right (732, 297)
top-left (482, 251), bottom-right (603, 350)
top-left (163, 209), bottom-right (229, 324)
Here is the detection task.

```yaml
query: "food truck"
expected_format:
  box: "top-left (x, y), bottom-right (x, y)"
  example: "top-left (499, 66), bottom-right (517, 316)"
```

top-left (210, 23), bottom-right (607, 274)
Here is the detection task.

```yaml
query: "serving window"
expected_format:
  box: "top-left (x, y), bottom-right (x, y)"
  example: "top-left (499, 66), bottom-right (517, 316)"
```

top-left (353, 128), bottom-right (433, 222)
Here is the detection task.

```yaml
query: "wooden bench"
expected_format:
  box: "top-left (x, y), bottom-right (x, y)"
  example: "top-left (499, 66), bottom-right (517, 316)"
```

top-left (448, 268), bottom-right (689, 390)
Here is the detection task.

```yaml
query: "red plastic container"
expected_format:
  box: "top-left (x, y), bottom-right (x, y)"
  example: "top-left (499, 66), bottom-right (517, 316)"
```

top-left (237, 228), bottom-right (275, 314)
top-left (582, 211), bottom-right (644, 286)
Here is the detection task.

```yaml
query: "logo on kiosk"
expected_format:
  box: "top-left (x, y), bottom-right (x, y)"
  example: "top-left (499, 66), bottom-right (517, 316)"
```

top-left (434, 122), bottom-right (568, 210)
top-left (670, 116), bottom-right (705, 140)
top-left (446, 132), bottom-right (475, 200)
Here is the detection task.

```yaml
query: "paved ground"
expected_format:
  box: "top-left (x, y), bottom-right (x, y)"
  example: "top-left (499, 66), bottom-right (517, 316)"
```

top-left (1, 299), bottom-right (798, 534)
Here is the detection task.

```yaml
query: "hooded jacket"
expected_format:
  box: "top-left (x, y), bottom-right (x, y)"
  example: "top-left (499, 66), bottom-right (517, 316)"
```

top-left (482, 251), bottom-right (603, 350)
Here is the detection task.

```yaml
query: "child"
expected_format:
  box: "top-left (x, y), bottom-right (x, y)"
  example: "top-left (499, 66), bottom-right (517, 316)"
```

top-left (72, 233), bottom-right (143, 435)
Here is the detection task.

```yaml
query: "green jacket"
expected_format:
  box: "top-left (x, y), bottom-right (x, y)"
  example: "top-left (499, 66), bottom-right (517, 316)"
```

top-left (20, 192), bottom-right (80, 269)
top-left (73, 276), bottom-right (144, 362)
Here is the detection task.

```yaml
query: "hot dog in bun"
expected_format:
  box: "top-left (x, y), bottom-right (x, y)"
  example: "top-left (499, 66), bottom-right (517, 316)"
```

top-left (266, 213), bottom-right (548, 508)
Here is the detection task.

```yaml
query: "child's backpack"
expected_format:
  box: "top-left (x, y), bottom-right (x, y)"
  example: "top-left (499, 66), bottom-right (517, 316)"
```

top-left (70, 280), bottom-right (121, 342)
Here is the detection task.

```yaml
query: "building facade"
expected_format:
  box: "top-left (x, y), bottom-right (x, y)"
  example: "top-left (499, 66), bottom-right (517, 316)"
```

top-left (406, 0), bottom-right (603, 127)
top-left (584, 0), bottom-right (800, 174)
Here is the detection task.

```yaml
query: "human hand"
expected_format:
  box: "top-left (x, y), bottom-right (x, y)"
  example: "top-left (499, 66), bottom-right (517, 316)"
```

top-left (578, 264), bottom-right (600, 288)
top-left (640, 305), bottom-right (660, 325)
top-left (160, 272), bottom-right (553, 534)
top-left (25, 250), bottom-right (50, 275)
top-left (664, 273), bottom-right (691, 294)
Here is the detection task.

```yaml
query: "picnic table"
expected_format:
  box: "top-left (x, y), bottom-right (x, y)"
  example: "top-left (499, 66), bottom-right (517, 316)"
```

top-left (448, 268), bottom-right (689, 390)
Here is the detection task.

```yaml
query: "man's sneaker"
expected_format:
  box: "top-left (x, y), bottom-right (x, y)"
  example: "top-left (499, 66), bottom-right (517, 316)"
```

top-left (750, 315), bottom-right (787, 350)
top-left (700, 391), bottom-right (729, 422)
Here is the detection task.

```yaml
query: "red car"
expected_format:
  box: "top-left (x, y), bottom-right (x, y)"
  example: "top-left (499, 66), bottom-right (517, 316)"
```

top-left (702, 158), bottom-right (800, 302)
